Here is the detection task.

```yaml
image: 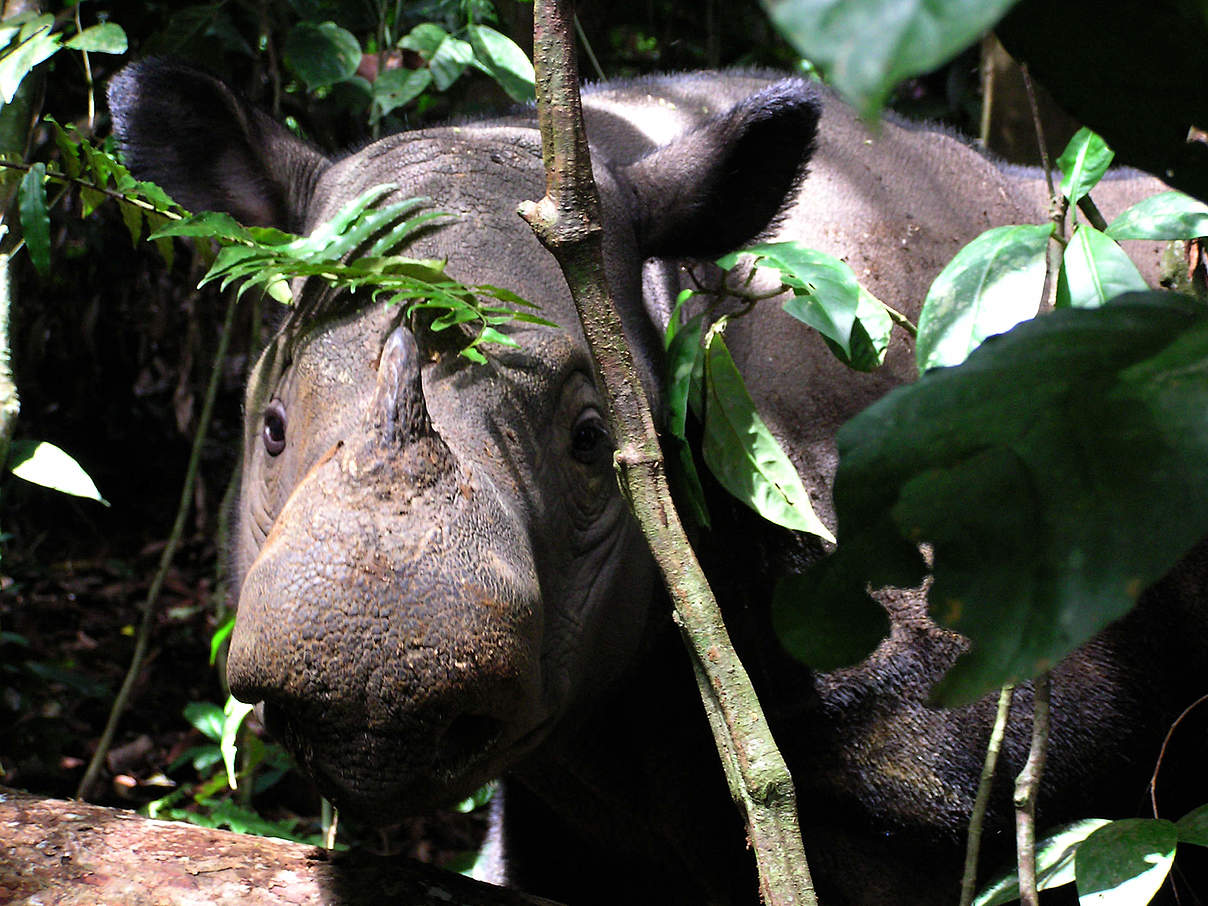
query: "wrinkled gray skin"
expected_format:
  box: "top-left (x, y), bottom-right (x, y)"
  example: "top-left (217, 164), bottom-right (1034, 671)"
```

top-left (108, 62), bottom-right (1206, 905)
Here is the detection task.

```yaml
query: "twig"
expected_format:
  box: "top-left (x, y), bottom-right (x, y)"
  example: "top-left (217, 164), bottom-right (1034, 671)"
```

top-left (572, 15), bottom-right (605, 83)
top-left (77, 288), bottom-right (240, 800)
top-left (1013, 673), bottom-right (1052, 906)
top-left (1022, 64), bottom-right (1067, 310)
top-left (1149, 692), bottom-right (1208, 817)
top-left (960, 684), bottom-right (1015, 906)
top-left (517, 2), bottom-right (817, 903)
top-left (0, 159), bottom-right (183, 221)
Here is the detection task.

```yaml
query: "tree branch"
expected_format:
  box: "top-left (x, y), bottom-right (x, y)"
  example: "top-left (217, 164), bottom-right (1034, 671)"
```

top-left (1014, 672), bottom-right (1052, 906)
top-left (517, 3), bottom-right (817, 903)
top-left (0, 787), bottom-right (560, 905)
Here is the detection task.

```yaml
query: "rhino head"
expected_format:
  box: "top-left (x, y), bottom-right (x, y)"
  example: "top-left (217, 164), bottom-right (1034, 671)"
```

top-left (108, 60), bottom-right (820, 822)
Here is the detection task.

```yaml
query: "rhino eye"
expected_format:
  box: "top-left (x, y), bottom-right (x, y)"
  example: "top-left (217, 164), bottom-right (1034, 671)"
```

top-left (263, 400), bottom-right (287, 456)
top-left (571, 410), bottom-right (610, 465)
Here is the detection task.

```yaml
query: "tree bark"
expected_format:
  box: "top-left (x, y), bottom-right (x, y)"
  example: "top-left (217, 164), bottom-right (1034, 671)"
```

top-left (517, 2), bottom-right (817, 903)
top-left (0, 787), bottom-right (561, 906)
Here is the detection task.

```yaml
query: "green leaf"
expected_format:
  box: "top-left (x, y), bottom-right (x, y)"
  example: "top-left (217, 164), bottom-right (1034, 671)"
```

top-left (372, 67), bottom-right (432, 118)
top-left (455, 780), bottom-right (498, 813)
top-left (221, 696), bottom-right (255, 790)
top-left (399, 22), bottom-right (449, 59)
top-left (1057, 128), bottom-right (1114, 205)
top-left (760, 0), bottom-right (1020, 117)
top-left (722, 241), bottom-right (890, 370)
top-left (916, 223), bottom-right (1051, 371)
top-left (1057, 224), bottom-right (1148, 309)
top-left (702, 330), bottom-right (835, 541)
top-left (8, 440), bottom-right (107, 504)
top-left (18, 162), bottom-right (49, 275)
top-left (1075, 819), bottom-right (1176, 905)
top-left (1106, 190), bottom-right (1208, 241)
top-left (1176, 803), bottom-right (1208, 847)
top-left (183, 701), bottom-right (226, 742)
top-left (64, 22), bottom-right (127, 54)
top-left (809, 293), bottom-right (1208, 704)
top-left (974, 819), bottom-right (1111, 906)
top-left (429, 35), bottom-right (475, 91)
top-left (151, 211), bottom-right (253, 243)
top-left (0, 14), bottom-right (60, 104)
top-left (284, 21), bottom-right (361, 90)
top-left (772, 553), bottom-right (891, 672)
top-left (465, 24), bottom-right (535, 102)
top-left (209, 613), bottom-right (236, 666)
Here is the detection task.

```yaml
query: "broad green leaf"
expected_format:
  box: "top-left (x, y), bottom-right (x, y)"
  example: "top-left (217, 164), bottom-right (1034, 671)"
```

top-left (18, 163), bottom-right (49, 275)
top-left (760, 0), bottom-right (1019, 117)
top-left (975, 819), bottom-right (1111, 905)
top-left (826, 287), bottom-right (892, 372)
top-left (429, 35), bottom-right (475, 91)
top-left (399, 22), bottom-right (449, 59)
top-left (1057, 223), bottom-right (1148, 309)
top-left (721, 241), bottom-right (880, 363)
top-left (8, 440), bottom-right (107, 504)
top-left (1075, 819), bottom-right (1176, 905)
top-left (1058, 128), bottom-right (1114, 205)
top-left (372, 67), bottom-right (432, 118)
top-left (803, 293), bottom-right (1208, 704)
top-left (702, 330), bottom-right (834, 541)
top-left (772, 547), bottom-right (891, 671)
top-left (183, 701), bottom-right (225, 742)
top-left (1176, 803), bottom-right (1208, 847)
top-left (665, 307), bottom-right (706, 440)
top-left (916, 223), bottom-right (1051, 371)
top-left (64, 22), bottom-right (127, 54)
top-left (221, 696), bottom-right (255, 790)
top-left (1106, 190), bottom-right (1208, 241)
top-left (466, 24), bottom-right (535, 102)
top-left (0, 14), bottom-right (59, 104)
top-left (284, 21), bottom-right (361, 90)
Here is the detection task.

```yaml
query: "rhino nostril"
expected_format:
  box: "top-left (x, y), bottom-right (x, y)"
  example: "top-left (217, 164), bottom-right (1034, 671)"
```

top-left (439, 713), bottom-right (504, 763)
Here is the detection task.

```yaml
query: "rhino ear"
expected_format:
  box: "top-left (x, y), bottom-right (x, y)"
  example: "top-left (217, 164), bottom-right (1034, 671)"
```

top-left (107, 59), bottom-right (328, 231)
top-left (621, 80), bottom-right (820, 259)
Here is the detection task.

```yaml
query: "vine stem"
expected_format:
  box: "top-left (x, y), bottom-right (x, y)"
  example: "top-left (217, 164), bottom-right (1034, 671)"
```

top-left (76, 288), bottom-right (239, 800)
top-left (517, 2), bottom-right (817, 903)
top-left (960, 684), bottom-right (1015, 906)
top-left (1013, 673), bottom-right (1052, 906)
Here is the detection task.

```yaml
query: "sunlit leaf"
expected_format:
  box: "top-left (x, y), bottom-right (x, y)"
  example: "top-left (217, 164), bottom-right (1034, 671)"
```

top-left (1057, 224), bottom-right (1148, 309)
top-left (429, 35), bottom-right (475, 91)
top-left (64, 22), bottom-right (127, 54)
top-left (1075, 819), bottom-right (1176, 905)
top-left (916, 223), bottom-right (1051, 370)
top-left (702, 329), bottom-right (834, 541)
top-left (1106, 190), bottom-right (1208, 241)
top-left (466, 24), bottom-right (535, 102)
top-left (975, 819), bottom-right (1111, 905)
top-left (1058, 128), bottom-right (1114, 205)
top-left (8, 440), bottom-right (107, 504)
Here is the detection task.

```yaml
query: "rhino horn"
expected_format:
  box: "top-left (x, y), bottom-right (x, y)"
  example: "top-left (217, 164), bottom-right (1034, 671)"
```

top-left (370, 326), bottom-right (437, 448)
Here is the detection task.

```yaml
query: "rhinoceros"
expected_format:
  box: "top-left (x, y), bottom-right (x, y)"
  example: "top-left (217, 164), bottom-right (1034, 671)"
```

top-left (108, 60), bottom-right (1207, 905)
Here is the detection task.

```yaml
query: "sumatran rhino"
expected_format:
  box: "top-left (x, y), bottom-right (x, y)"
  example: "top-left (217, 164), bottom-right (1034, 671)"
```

top-left (108, 61), bottom-right (1207, 905)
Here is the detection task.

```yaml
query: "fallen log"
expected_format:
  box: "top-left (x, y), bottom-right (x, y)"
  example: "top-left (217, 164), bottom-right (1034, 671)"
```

top-left (0, 786), bottom-right (559, 905)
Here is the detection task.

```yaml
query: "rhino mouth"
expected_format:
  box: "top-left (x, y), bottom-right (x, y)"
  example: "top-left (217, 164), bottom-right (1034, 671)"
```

top-left (261, 702), bottom-right (535, 822)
